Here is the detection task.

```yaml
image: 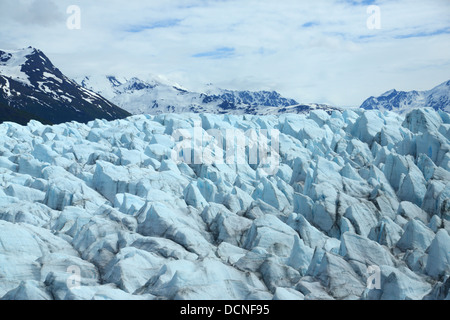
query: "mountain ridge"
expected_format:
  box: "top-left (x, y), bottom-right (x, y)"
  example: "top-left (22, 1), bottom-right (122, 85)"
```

top-left (360, 80), bottom-right (450, 114)
top-left (77, 74), bottom-right (341, 116)
top-left (2, 46), bottom-right (448, 126)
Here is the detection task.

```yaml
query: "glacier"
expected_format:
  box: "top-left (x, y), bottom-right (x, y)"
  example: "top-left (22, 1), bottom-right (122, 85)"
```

top-left (0, 107), bottom-right (449, 300)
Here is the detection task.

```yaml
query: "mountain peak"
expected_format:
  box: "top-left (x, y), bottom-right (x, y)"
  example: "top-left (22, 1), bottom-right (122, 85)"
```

top-left (0, 47), bottom-right (39, 86)
top-left (0, 46), bottom-right (35, 55)
top-left (380, 89), bottom-right (397, 97)
top-left (106, 75), bottom-right (123, 87)
top-left (0, 46), bottom-right (45, 63)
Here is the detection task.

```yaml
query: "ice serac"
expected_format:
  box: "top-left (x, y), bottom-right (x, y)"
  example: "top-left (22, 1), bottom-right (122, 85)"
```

top-left (314, 252), bottom-right (366, 300)
top-left (363, 265), bottom-right (432, 300)
top-left (368, 217), bottom-right (403, 248)
top-left (0, 108), bottom-right (448, 300)
top-left (340, 232), bottom-right (396, 268)
top-left (344, 202), bottom-right (379, 237)
top-left (243, 214), bottom-right (299, 257)
top-left (402, 108), bottom-right (443, 134)
top-left (138, 258), bottom-right (271, 300)
top-left (425, 230), bottom-right (450, 280)
top-left (396, 219), bottom-right (435, 253)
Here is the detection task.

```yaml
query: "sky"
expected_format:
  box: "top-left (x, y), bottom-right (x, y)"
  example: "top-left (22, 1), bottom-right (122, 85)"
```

top-left (0, 0), bottom-right (449, 107)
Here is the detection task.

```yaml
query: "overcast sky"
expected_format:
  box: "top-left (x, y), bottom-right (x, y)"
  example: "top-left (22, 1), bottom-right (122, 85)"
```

top-left (0, 0), bottom-right (449, 107)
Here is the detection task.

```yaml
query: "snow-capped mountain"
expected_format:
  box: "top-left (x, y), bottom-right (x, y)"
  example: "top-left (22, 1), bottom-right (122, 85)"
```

top-left (78, 75), bottom-right (340, 115)
top-left (0, 108), bottom-right (449, 300)
top-left (360, 80), bottom-right (450, 114)
top-left (0, 47), bottom-right (130, 124)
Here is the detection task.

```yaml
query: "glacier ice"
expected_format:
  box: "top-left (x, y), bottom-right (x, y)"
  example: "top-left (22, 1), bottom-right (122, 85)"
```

top-left (0, 107), bottom-right (449, 300)
top-left (425, 230), bottom-right (450, 280)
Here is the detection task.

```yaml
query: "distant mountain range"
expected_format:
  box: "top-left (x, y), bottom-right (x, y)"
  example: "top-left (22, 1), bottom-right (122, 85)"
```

top-left (360, 80), bottom-right (450, 114)
top-left (0, 47), bottom-right (338, 125)
top-left (0, 47), bottom-right (130, 125)
top-left (76, 75), bottom-right (340, 116)
top-left (1, 46), bottom-right (449, 126)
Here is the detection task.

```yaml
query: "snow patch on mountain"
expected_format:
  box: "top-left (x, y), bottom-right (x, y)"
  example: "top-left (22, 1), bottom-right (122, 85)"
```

top-left (0, 47), bottom-right (34, 86)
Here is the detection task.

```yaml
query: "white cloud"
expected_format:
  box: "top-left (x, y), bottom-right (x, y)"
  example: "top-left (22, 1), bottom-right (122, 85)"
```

top-left (0, 0), bottom-right (449, 107)
top-left (0, 0), bottom-right (63, 26)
